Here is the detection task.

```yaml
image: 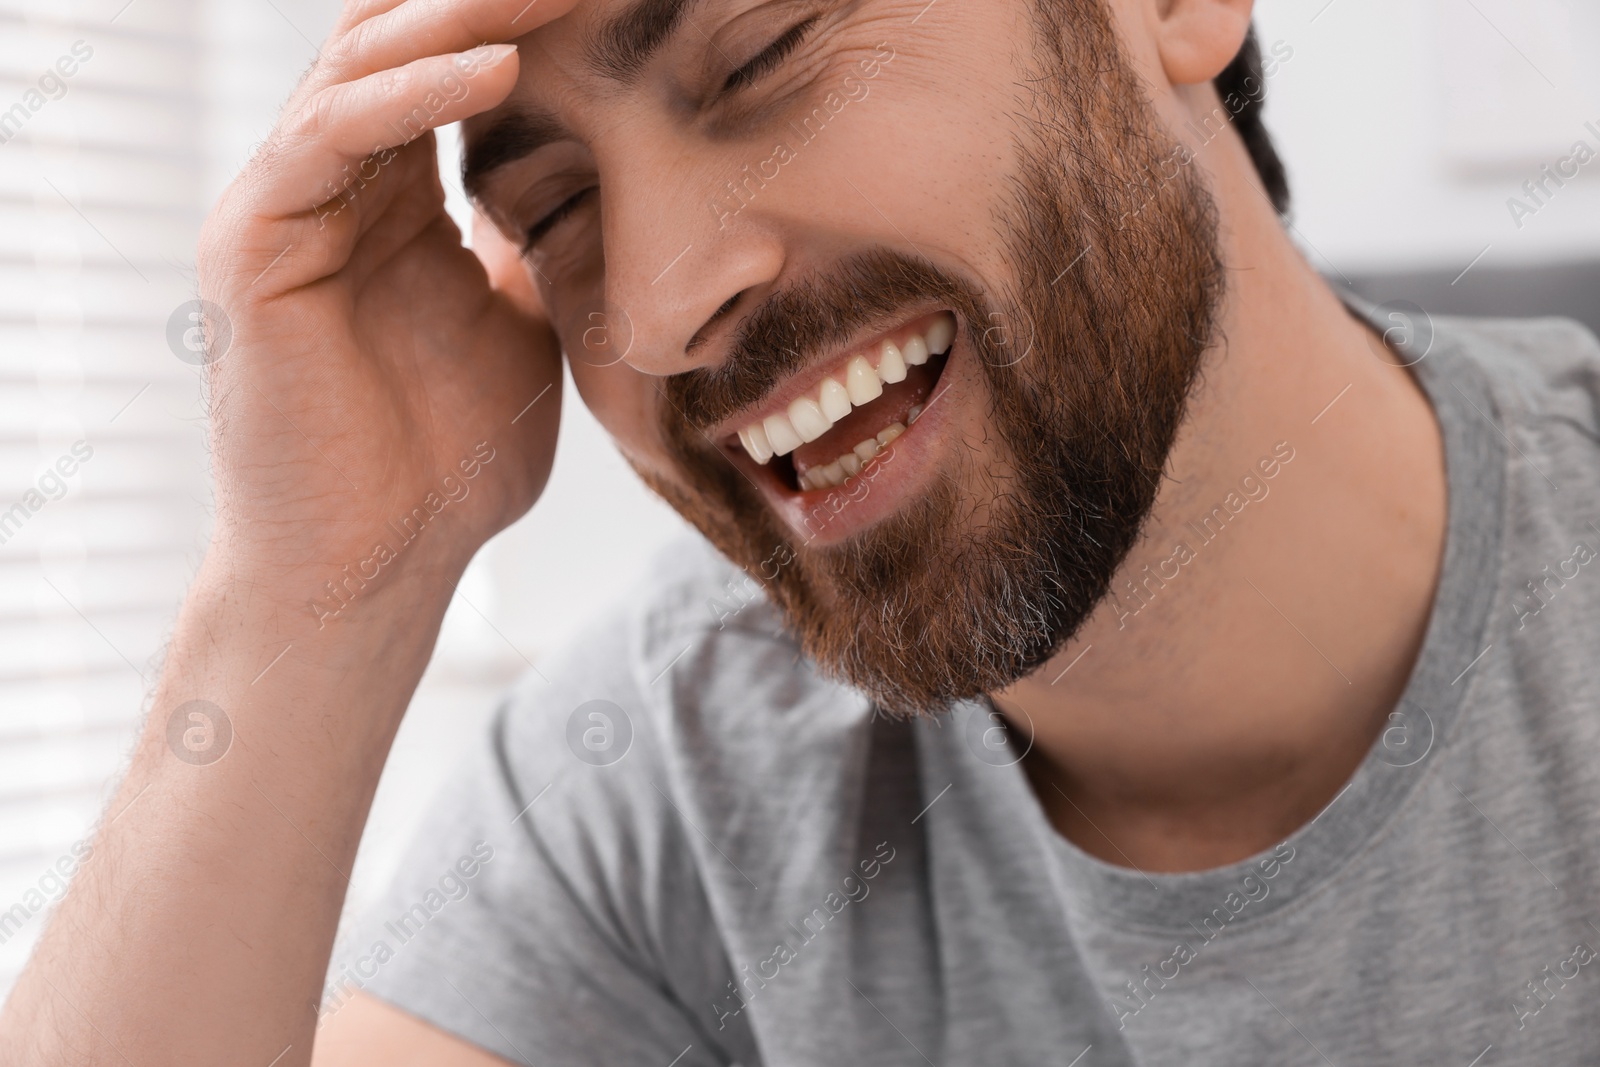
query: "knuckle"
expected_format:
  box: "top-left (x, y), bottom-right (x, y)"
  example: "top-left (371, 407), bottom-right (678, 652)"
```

top-left (369, 65), bottom-right (410, 103)
top-left (294, 86), bottom-right (341, 144)
top-left (325, 15), bottom-right (378, 75)
top-left (334, 0), bottom-right (381, 33)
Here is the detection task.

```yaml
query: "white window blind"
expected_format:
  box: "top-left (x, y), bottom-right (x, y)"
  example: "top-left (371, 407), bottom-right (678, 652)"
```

top-left (0, 0), bottom-right (210, 992)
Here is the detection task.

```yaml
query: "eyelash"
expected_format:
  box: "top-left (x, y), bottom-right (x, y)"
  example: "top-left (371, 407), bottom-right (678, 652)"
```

top-left (721, 16), bottom-right (819, 94)
top-left (520, 17), bottom-right (818, 251)
top-left (523, 186), bottom-right (595, 252)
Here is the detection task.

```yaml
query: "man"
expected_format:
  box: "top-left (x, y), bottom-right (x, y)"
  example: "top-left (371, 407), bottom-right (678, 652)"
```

top-left (4, 0), bottom-right (1600, 1061)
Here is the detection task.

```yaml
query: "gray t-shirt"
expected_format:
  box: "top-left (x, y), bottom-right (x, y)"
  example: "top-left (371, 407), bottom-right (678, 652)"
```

top-left (341, 306), bottom-right (1600, 1065)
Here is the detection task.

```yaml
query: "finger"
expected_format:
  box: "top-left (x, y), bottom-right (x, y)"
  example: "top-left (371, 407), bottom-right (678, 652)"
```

top-left (315, 134), bottom-right (447, 278)
top-left (323, 0), bottom-right (580, 89)
top-left (201, 134), bottom-right (440, 298)
top-left (257, 45), bottom-right (519, 221)
top-left (332, 0), bottom-right (410, 36)
top-left (271, 0), bottom-right (412, 116)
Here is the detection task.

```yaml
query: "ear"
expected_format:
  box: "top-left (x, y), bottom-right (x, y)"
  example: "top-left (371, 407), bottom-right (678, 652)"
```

top-left (1149, 0), bottom-right (1253, 86)
top-left (471, 209), bottom-right (547, 319)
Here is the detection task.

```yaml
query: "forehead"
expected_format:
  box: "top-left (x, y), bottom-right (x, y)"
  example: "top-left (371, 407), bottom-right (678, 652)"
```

top-left (461, 0), bottom-right (1026, 202)
top-left (511, 0), bottom-right (702, 84)
top-left (461, 0), bottom-right (727, 195)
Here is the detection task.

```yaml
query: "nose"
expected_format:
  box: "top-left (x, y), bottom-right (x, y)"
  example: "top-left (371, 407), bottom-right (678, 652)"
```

top-left (594, 137), bottom-right (786, 377)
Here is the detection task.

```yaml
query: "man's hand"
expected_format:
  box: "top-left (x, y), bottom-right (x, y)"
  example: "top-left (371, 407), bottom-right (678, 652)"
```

top-left (201, 0), bottom-right (572, 582)
top-left (0, 2), bottom-right (578, 1064)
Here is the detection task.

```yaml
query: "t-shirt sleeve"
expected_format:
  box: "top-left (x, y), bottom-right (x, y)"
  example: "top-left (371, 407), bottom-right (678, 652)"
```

top-left (332, 658), bottom-right (744, 1066)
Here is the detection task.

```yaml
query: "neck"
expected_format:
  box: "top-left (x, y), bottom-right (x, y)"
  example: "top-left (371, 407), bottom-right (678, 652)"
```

top-left (992, 133), bottom-right (1448, 874)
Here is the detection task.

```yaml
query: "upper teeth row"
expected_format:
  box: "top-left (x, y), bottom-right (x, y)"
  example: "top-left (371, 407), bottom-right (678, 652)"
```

top-left (736, 315), bottom-right (955, 464)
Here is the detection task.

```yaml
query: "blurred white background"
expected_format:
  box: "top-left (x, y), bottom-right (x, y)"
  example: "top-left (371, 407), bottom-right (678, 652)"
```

top-left (1, 0), bottom-right (1597, 994)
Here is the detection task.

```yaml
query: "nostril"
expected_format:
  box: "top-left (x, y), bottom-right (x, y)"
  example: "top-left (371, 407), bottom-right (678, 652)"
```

top-left (686, 290), bottom-right (746, 354)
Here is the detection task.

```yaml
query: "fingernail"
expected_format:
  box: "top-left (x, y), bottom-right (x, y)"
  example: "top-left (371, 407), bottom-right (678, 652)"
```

top-left (458, 43), bottom-right (517, 73)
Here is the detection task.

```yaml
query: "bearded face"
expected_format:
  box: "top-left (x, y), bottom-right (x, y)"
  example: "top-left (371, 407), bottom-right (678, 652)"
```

top-left (472, 0), bottom-right (1225, 716)
top-left (645, 3), bottom-right (1223, 715)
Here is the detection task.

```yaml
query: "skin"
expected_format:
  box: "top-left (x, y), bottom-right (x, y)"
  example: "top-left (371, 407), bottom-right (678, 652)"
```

top-left (0, 0), bottom-right (1445, 1063)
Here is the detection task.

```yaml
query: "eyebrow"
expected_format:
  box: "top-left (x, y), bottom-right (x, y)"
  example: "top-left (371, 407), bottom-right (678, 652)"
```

top-left (461, 0), bottom-right (705, 198)
top-left (587, 0), bottom-right (701, 81)
top-left (461, 108), bottom-right (570, 200)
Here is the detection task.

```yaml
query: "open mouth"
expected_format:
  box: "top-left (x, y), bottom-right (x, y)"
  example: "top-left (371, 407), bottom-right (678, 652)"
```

top-left (724, 311), bottom-right (956, 494)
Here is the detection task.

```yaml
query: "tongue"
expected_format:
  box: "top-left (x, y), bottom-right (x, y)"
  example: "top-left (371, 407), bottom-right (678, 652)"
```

top-left (790, 362), bottom-right (939, 479)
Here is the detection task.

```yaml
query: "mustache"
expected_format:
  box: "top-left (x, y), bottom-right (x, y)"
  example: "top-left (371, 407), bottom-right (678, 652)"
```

top-left (661, 249), bottom-right (971, 433)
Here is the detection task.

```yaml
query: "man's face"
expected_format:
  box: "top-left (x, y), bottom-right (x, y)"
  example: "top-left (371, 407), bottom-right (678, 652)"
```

top-left (468, 0), bottom-right (1224, 715)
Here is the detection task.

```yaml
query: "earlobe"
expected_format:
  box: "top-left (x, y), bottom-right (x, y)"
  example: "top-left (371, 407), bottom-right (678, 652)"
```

top-left (1152, 0), bottom-right (1253, 85)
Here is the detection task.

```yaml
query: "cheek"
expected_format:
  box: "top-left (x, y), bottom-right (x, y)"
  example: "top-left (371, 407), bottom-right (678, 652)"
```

top-left (766, 25), bottom-right (1023, 285)
top-left (567, 359), bottom-right (668, 461)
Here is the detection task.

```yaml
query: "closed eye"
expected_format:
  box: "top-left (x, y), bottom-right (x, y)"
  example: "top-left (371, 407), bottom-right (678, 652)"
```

top-left (721, 16), bottom-right (819, 95)
top-left (522, 186), bottom-right (596, 253)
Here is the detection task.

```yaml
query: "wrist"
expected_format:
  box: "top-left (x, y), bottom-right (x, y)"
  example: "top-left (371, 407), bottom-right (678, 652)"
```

top-left (151, 548), bottom-right (460, 757)
top-left (198, 527), bottom-right (471, 638)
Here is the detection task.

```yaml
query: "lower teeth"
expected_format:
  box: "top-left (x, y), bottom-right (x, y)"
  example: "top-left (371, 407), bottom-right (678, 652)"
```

top-left (797, 420), bottom-right (908, 491)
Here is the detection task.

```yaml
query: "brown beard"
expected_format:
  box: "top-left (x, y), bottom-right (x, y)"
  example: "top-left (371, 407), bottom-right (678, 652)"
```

top-left (640, 0), bottom-right (1224, 717)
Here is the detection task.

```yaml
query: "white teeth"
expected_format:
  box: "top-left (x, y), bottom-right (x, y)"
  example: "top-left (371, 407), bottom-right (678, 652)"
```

top-left (764, 411), bottom-right (803, 456)
top-left (797, 419), bottom-right (904, 492)
top-left (878, 340), bottom-right (907, 384)
top-left (845, 356), bottom-right (882, 406)
top-left (734, 316), bottom-right (956, 465)
top-left (745, 421), bottom-right (773, 462)
top-left (788, 396), bottom-right (831, 443)
top-left (818, 376), bottom-right (852, 421)
top-left (798, 459), bottom-right (848, 492)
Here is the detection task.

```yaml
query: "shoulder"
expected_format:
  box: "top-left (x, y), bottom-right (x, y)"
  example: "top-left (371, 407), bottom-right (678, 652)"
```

top-left (484, 533), bottom-right (861, 911)
top-left (492, 532), bottom-right (811, 783)
top-left (346, 536), bottom-right (815, 1061)
top-left (1401, 311), bottom-right (1600, 526)
top-left (1427, 312), bottom-right (1600, 446)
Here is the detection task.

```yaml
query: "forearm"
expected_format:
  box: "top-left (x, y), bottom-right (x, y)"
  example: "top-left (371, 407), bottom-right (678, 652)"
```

top-left (0, 554), bottom-right (458, 1066)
